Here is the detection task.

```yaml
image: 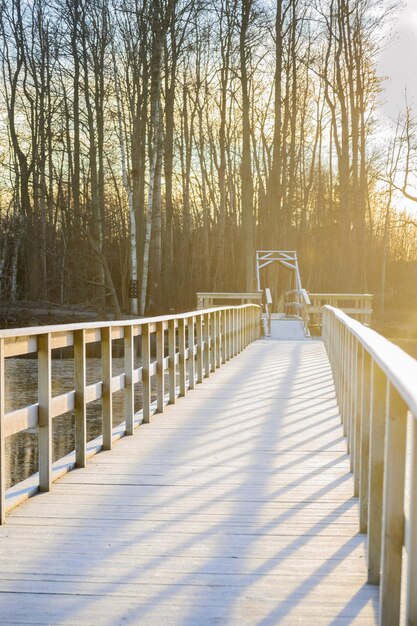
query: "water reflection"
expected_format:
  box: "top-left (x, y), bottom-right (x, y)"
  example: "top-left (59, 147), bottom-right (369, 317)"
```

top-left (5, 357), bottom-right (155, 489)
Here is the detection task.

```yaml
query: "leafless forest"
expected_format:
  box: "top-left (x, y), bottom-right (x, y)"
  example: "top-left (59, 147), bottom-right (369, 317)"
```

top-left (0, 0), bottom-right (416, 317)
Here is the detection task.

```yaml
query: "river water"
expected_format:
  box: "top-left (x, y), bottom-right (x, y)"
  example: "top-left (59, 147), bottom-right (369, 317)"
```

top-left (4, 356), bottom-right (161, 489)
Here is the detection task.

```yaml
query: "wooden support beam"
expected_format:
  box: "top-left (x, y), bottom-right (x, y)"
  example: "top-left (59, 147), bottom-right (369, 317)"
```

top-left (38, 333), bottom-right (52, 491)
top-left (380, 385), bottom-right (407, 625)
top-left (142, 324), bottom-right (151, 422)
top-left (124, 325), bottom-right (134, 434)
top-left (102, 327), bottom-right (113, 450)
top-left (168, 319), bottom-right (176, 403)
top-left (188, 317), bottom-right (195, 390)
top-left (204, 313), bottom-right (210, 378)
top-left (179, 318), bottom-right (186, 397)
top-left (367, 363), bottom-right (387, 585)
top-left (74, 329), bottom-right (87, 467)
top-left (0, 339), bottom-right (5, 524)
top-left (156, 322), bottom-right (165, 412)
top-left (196, 315), bottom-right (203, 384)
top-left (406, 415), bottom-right (417, 625)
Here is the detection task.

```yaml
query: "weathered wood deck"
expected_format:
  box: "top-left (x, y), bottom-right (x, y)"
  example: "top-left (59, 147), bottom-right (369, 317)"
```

top-left (0, 340), bottom-right (378, 625)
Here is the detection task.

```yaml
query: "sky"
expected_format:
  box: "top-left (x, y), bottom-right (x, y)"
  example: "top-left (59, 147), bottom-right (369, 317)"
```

top-left (377, 0), bottom-right (417, 214)
top-left (377, 0), bottom-right (417, 120)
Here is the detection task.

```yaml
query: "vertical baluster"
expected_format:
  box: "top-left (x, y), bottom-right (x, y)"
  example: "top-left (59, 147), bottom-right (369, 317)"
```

top-left (0, 338), bottom-right (5, 523)
top-left (204, 313), bottom-right (210, 377)
top-left (188, 316), bottom-right (195, 389)
top-left (142, 323), bottom-right (151, 422)
top-left (38, 333), bottom-right (52, 490)
top-left (359, 351), bottom-right (372, 533)
top-left (156, 321), bottom-right (165, 412)
top-left (353, 342), bottom-right (362, 496)
top-left (124, 325), bottom-right (134, 435)
top-left (240, 309), bottom-right (243, 352)
top-left (179, 318), bottom-right (186, 396)
top-left (229, 309), bottom-right (235, 359)
top-left (225, 309), bottom-right (230, 361)
top-left (339, 327), bottom-right (345, 425)
top-left (406, 414), bottom-right (417, 625)
top-left (210, 312), bottom-right (216, 372)
top-left (236, 309), bottom-right (240, 353)
top-left (168, 319), bottom-right (176, 402)
top-left (380, 385), bottom-right (407, 625)
top-left (196, 315), bottom-right (204, 383)
top-left (234, 309), bottom-right (238, 354)
top-left (216, 311), bottom-right (221, 368)
top-left (74, 329), bottom-right (87, 467)
top-left (102, 327), bottom-right (113, 449)
top-left (367, 363), bottom-right (387, 584)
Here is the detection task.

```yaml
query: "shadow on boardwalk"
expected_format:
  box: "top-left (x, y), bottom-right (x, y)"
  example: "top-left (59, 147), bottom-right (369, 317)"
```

top-left (0, 341), bottom-right (378, 625)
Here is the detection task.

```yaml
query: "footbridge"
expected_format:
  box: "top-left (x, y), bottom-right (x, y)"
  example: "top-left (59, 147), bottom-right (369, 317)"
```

top-left (0, 303), bottom-right (416, 625)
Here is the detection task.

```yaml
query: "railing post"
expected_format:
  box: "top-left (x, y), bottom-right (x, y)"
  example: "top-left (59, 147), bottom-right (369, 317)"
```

top-left (179, 318), bottom-right (186, 396)
top-left (349, 334), bottom-right (357, 468)
top-left (156, 321), bottom-right (165, 412)
top-left (231, 308), bottom-right (235, 355)
top-left (204, 313), bottom-right (210, 378)
top-left (225, 309), bottom-right (230, 361)
top-left (359, 351), bottom-right (372, 533)
top-left (142, 323), bottom-right (151, 423)
top-left (168, 319), bottom-right (176, 403)
top-left (220, 311), bottom-right (225, 365)
top-left (353, 341), bottom-right (362, 497)
top-left (74, 329), bottom-right (87, 467)
top-left (102, 327), bottom-right (113, 449)
top-left (210, 312), bottom-right (216, 373)
top-left (380, 385), bottom-right (407, 625)
top-left (38, 333), bottom-right (52, 491)
top-left (124, 325), bottom-right (134, 435)
top-left (188, 316), bottom-right (195, 389)
top-left (237, 309), bottom-right (242, 353)
top-left (196, 315), bottom-right (203, 384)
top-left (406, 414), bottom-right (417, 625)
top-left (367, 363), bottom-right (387, 584)
top-left (216, 311), bottom-right (221, 368)
top-left (0, 338), bottom-right (5, 524)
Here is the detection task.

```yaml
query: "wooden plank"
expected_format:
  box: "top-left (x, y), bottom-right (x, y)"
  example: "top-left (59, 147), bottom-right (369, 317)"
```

top-left (3, 403), bottom-right (39, 438)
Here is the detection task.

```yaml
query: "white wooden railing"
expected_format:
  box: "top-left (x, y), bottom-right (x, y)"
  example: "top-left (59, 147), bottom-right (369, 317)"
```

top-left (322, 306), bottom-right (417, 626)
top-left (310, 293), bottom-right (373, 333)
top-left (0, 304), bottom-right (261, 524)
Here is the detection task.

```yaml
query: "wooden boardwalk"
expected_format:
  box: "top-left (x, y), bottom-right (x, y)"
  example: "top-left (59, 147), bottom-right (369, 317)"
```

top-left (0, 340), bottom-right (378, 625)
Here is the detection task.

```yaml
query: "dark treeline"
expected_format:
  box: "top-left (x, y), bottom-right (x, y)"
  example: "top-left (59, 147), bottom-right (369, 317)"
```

top-left (0, 0), bottom-right (416, 317)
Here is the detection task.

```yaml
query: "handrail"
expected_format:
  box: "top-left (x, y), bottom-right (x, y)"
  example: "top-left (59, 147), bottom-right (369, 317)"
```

top-left (322, 306), bottom-right (417, 625)
top-left (0, 304), bottom-right (261, 524)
